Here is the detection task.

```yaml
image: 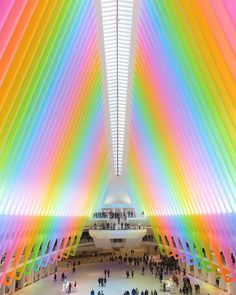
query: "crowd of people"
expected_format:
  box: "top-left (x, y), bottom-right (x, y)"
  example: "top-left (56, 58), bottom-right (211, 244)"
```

top-left (142, 235), bottom-right (154, 242)
top-left (91, 209), bottom-right (146, 232)
top-left (92, 220), bottom-right (144, 231)
top-left (58, 250), bottom-right (217, 295)
top-left (123, 289), bottom-right (158, 295)
top-left (58, 271), bottom-right (77, 294)
top-left (97, 277), bottom-right (107, 287)
top-left (92, 268), bottom-right (112, 294)
top-left (125, 269), bottom-right (134, 278)
top-left (118, 253), bottom-right (198, 295)
top-left (179, 276), bottom-right (193, 294)
top-left (93, 221), bottom-right (132, 230)
top-left (117, 253), bottom-right (146, 266)
top-left (90, 290), bottom-right (103, 295)
top-left (194, 284), bottom-right (201, 294)
top-left (121, 253), bottom-right (192, 294)
top-left (93, 210), bottom-right (138, 219)
top-left (80, 230), bottom-right (94, 243)
top-left (97, 268), bottom-right (111, 286)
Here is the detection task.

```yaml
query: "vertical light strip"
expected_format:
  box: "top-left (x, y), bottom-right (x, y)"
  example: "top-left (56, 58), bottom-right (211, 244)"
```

top-left (101, 0), bottom-right (134, 175)
top-left (116, 0), bottom-right (119, 176)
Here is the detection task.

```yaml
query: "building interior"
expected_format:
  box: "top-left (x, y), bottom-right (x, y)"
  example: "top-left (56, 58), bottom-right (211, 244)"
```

top-left (0, 0), bottom-right (236, 294)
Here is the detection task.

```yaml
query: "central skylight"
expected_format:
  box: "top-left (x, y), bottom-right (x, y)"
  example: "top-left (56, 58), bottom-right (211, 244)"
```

top-left (101, 0), bottom-right (134, 176)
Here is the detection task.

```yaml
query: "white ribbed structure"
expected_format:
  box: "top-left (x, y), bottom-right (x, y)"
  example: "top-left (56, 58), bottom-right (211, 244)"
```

top-left (101, 0), bottom-right (134, 176)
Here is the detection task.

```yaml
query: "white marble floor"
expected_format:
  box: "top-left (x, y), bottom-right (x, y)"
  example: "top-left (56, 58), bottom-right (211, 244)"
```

top-left (15, 262), bottom-right (231, 295)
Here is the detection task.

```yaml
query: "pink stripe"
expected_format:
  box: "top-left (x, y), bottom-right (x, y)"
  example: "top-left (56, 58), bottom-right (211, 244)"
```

top-left (0, 0), bottom-right (28, 58)
top-left (210, 0), bottom-right (236, 56)
top-left (222, 0), bottom-right (236, 29)
top-left (0, 0), bottom-right (15, 30)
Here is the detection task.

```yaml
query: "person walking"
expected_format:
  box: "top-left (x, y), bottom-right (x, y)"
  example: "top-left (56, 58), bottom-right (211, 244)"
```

top-left (53, 272), bottom-right (57, 281)
top-left (159, 272), bottom-right (163, 283)
top-left (126, 270), bottom-right (130, 278)
top-left (131, 270), bottom-right (134, 278)
top-left (61, 272), bottom-right (65, 281)
top-left (68, 282), bottom-right (72, 294)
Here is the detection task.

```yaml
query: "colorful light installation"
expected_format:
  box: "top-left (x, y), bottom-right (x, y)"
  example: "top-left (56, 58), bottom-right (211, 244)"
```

top-left (128, 0), bottom-right (236, 282)
top-left (0, 0), bottom-right (108, 286)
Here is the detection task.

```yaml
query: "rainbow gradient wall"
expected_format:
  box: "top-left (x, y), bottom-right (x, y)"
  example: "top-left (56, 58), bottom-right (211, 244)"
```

top-left (128, 0), bottom-right (236, 283)
top-left (0, 0), bottom-right (236, 288)
top-left (0, 0), bottom-right (108, 286)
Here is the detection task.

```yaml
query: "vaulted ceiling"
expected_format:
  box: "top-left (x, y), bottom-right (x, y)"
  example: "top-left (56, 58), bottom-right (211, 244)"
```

top-left (0, 0), bottom-right (235, 285)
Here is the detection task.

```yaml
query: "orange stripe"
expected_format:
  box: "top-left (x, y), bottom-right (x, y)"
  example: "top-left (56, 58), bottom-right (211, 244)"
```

top-left (0, 0), bottom-right (28, 58)
top-left (0, 0), bottom-right (48, 119)
top-left (0, 0), bottom-right (39, 86)
top-left (199, 0), bottom-right (236, 83)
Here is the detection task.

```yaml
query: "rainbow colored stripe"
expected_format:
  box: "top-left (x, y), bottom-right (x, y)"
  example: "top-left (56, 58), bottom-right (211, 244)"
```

top-left (0, 0), bottom-right (108, 286)
top-left (128, 0), bottom-right (236, 283)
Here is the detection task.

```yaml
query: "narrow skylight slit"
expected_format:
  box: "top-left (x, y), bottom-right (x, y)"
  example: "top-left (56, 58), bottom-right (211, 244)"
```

top-left (101, 0), bottom-right (134, 176)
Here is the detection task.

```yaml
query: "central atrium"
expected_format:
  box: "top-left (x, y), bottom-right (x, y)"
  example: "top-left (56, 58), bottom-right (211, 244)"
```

top-left (0, 0), bottom-right (235, 294)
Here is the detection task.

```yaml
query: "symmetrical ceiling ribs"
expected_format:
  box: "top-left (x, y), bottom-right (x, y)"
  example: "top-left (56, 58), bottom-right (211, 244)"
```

top-left (101, 0), bottom-right (134, 176)
top-left (0, 0), bottom-right (236, 288)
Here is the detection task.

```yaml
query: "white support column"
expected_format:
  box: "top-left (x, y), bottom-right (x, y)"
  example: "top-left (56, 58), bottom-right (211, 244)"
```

top-left (229, 281), bottom-right (236, 294)
top-left (220, 277), bottom-right (227, 291)
top-left (30, 270), bottom-right (34, 284)
top-left (194, 265), bottom-right (199, 278)
top-left (19, 273), bottom-right (25, 289)
top-left (11, 278), bottom-right (16, 294)
top-left (0, 285), bottom-right (5, 295)
top-left (186, 263), bottom-right (190, 275)
top-left (209, 271), bottom-right (215, 285)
